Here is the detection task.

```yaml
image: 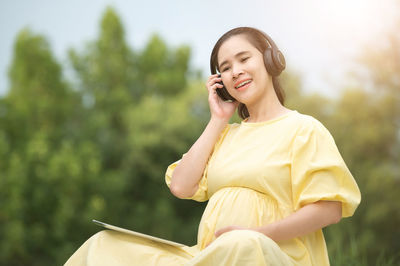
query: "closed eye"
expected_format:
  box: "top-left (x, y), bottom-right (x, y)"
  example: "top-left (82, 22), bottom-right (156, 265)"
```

top-left (221, 56), bottom-right (249, 72)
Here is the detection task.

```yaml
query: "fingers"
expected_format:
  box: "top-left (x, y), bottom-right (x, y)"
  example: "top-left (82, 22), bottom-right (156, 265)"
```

top-left (214, 226), bottom-right (232, 238)
top-left (206, 74), bottom-right (223, 94)
top-left (214, 229), bottom-right (223, 238)
top-left (214, 225), bottom-right (246, 238)
top-left (207, 73), bottom-right (220, 83)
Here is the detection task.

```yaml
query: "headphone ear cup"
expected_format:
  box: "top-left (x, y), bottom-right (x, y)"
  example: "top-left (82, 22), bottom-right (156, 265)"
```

top-left (264, 48), bottom-right (280, 76)
top-left (272, 50), bottom-right (286, 75)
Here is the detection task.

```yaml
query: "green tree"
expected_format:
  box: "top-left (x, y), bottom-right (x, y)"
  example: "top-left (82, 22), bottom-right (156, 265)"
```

top-left (67, 4), bottom-right (206, 254)
top-left (328, 15), bottom-right (400, 264)
top-left (0, 8), bottom-right (202, 264)
top-left (0, 28), bottom-right (102, 265)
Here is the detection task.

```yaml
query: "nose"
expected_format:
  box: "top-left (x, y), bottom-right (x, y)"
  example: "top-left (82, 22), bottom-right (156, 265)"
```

top-left (231, 64), bottom-right (244, 80)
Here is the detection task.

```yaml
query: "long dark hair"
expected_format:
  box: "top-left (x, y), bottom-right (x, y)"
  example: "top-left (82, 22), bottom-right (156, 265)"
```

top-left (210, 27), bottom-right (285, 120)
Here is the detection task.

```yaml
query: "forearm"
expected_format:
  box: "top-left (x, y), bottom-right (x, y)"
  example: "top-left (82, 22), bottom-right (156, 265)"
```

top-left (255, 201), bottom-right (342, 242)
top-left (170, 117), bottom-right (228, 198)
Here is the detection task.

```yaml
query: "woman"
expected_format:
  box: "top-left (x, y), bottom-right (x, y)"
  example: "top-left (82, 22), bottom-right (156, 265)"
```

top-left (66, 27), bottom-right (361, 266)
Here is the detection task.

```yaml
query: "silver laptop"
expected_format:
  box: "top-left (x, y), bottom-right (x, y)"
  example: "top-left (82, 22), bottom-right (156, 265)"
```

top-left (92, 219), bottom-right (186, 248)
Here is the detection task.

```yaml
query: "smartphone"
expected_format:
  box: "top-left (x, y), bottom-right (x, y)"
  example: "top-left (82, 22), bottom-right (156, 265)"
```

top-left (216, 74), bottom-right (236, 102)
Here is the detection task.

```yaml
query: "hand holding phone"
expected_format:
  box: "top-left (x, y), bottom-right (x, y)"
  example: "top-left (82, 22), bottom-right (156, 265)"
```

top-left (206, 74), bottom-right (238, 121)
top-left (216, 74), bottom-right (236, 102)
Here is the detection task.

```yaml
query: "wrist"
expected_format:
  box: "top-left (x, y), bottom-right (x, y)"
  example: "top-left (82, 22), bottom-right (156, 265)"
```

top-left (210, 116), bottom-right (230, 126)
top-left (252, 223), bottom-right (277, 241)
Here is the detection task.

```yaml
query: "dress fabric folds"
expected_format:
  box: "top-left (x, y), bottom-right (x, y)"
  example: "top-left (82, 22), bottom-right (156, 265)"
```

top-left (65, 110), bottom-right (361, 266)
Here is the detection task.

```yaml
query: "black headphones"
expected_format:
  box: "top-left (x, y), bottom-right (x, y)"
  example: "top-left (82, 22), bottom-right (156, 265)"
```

top-left (262, 32), bottom-right (286, 76)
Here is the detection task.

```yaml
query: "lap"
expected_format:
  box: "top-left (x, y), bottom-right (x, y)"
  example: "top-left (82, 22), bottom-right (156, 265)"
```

top-left (186, 230), bottom-right (295, 266)
top-left (65, 230), bottom-right (192, 266)
top-left (66, 229), bottom-right (295, 266)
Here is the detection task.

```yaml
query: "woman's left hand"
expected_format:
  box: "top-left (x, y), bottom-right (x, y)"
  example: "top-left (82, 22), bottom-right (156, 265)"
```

top-left (206, 225), bottom-right (269, 247)
top-left (205, 226), bottom-right (248, 247)
top-left (214, 225), bottom-right (248, 238)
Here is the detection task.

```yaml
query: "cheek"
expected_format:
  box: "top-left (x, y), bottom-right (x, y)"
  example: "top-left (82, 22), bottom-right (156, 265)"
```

top-left (225, 81), bottom-right (237, 93)
top-left (258, 63), bottom-right (270, 80)
top-left (221, 75), bottom-right (234, 90)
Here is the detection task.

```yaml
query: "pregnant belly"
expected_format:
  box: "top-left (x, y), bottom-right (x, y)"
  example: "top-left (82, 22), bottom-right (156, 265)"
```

top-left (196, 187), bottom-right (283, 249)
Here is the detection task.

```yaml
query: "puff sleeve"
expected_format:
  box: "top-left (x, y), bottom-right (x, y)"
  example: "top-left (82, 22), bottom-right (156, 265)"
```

top-left (165, 124), bottom-right (230, 202)
top-left (291, 119), bottom-right (361, 217)
top-left (165, 153), bottom-right (209, 202)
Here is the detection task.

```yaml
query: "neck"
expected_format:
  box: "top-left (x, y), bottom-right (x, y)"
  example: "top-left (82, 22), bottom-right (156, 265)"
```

top-left (245, 83), bottom-right (289, 123)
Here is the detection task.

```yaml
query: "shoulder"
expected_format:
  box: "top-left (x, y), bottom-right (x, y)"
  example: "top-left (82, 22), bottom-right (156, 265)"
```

top-left (291, 111), bottom-right (323, 127)
top-left (225, 110), bottom-right (331, 137)
top-left (288, 111), bottom-right (333, 139)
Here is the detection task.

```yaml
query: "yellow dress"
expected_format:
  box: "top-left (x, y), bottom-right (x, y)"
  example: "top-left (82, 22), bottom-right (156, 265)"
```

top-left (65, 110), bottom-right (361, 266)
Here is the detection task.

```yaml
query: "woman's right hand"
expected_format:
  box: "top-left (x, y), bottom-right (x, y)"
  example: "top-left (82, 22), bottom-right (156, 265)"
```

top-left (206, 74), bottom-right (239, 121)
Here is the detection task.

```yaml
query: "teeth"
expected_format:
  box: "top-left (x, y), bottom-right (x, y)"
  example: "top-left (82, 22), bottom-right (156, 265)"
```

top-left (235, 80), bottom-right (251, 89)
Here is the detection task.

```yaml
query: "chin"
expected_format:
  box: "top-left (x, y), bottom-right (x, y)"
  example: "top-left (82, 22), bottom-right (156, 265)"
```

top-left (234, 94), bottom-right (257, 106)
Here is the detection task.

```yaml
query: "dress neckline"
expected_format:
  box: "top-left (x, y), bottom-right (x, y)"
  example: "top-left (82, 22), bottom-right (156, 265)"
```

top-left (241, 110), bottom-right (297, 127)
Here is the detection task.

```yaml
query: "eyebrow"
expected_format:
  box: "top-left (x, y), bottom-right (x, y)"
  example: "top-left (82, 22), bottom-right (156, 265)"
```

top-left (219, 51), bottom-right (251, 70)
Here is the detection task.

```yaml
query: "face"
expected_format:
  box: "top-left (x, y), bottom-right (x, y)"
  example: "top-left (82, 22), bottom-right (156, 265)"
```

top-left (217, 34), bottom-right (271, 105)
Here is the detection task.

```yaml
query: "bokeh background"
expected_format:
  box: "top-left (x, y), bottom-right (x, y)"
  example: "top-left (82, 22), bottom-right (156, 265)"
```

top-left (0, 0), bottom-right (399, 265)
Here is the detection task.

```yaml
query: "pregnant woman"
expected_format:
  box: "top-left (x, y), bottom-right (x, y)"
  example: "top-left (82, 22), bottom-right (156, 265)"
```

top-left (65, 26), bottom-right (361, 266)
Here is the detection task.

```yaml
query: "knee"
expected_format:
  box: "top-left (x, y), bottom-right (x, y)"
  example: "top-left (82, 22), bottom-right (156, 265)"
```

top-left (92, 230), bottom-right (116, 242)
top-left (215, 229), bottom-right (269, 247)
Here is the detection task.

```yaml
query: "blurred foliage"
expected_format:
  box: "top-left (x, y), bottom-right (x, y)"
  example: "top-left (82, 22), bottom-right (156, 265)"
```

top-left (0, 6), bottom-right (399, 266)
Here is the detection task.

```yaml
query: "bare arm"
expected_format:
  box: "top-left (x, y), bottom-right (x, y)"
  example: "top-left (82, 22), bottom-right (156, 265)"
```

top-left (215, 200), bottom-right (342, 242)
top-left (170, 117), bottom-right (228, 198)
top-left (169, 74), bottom-right (238, 199)
top-left (257, 200), bottom-right (342, 242)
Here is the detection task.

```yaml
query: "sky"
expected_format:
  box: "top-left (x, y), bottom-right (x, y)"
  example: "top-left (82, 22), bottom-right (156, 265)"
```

top-left (0, 0), bottom-right (398, 97)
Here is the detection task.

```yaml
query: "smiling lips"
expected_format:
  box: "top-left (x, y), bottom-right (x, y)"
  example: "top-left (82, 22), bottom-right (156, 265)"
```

top-left (235, 79), bottom-right (252, 90)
